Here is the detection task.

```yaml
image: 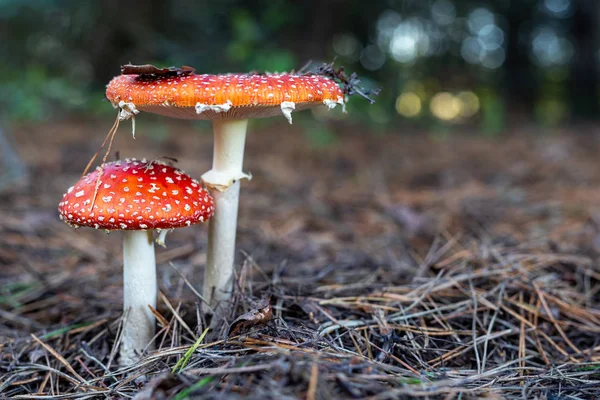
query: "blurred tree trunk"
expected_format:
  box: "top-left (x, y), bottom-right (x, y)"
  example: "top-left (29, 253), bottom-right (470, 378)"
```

top-left (571, 0), bottom-right (599, 119)
top-left (504, 4), bottom-right (536, 120)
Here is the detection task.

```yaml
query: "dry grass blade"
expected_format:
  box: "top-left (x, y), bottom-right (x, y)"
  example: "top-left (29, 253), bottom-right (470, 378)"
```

top-left (533, 282), bottom-right (581, 354)
top-left (306, 359), bottom-right (319, 400)
top-left (30, 334), bottom-right (89, 386)
top-left (159, 291), bottom-right (195, 339)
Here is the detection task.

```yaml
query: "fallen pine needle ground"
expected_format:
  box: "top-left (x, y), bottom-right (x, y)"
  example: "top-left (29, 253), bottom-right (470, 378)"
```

top-left (1, 120), bottom-right (600, 399)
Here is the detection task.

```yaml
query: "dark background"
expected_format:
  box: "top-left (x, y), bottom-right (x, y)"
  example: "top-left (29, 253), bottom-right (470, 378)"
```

top-left (1, 0), bottom-right (598, 134)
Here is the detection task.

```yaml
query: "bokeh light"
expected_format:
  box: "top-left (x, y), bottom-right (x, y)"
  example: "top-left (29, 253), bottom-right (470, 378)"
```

top-left (396, 92), bottom-right (422, 117)
top-left (376, 10), bottom-right (402, 51)
top-left (460, 7), bottom-right (506, 69)
top-left (431, 0), bottom-right (456, 26)
top-left (427, 91), bottom-right (481, 122)
top-left (332, 33), bottom-right (360, 61)
top-left (531, 26), bottom-right (574, 67)
top-left (389, 19), bottom-right (429, 63)
top-left (543, 0), bottom-right (573, 18)
top-left (457, 91), bottom-right (480, 117)
top-left (430, 92), bottom-right (462, 121)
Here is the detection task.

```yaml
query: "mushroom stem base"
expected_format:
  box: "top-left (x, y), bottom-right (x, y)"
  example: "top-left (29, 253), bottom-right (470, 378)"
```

top-left (120, 230), bottom-right (157, 365)
top-left (204, 181), bottom-right (240, 312)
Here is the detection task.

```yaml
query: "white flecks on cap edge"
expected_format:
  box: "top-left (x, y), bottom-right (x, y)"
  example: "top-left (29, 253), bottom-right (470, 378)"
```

top-left (323, 95), bottom-right (346, 112)
top-left (118, 101), bottom-right (140, 138)
top-left (195, 100), bottom-right (233, 115)
top-left (280, 101), bottom-right (295, 124)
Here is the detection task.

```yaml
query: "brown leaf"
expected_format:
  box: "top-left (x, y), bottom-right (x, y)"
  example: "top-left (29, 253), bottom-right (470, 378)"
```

top-left (228, 298), bottom-right (273, 337)
top-left (120, 64), bottom-right (196, 76)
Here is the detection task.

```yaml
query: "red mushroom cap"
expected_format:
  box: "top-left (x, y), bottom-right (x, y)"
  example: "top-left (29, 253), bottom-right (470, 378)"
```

top-left (106, 73), bottom-right (345, 120)
top-left (58, 159), bottom-right (214, 230)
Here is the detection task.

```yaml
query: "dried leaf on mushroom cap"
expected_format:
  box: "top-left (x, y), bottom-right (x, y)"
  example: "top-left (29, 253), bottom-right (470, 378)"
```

top-left (121, 64), bottom-right (196, 76)
top-left (310, 61), bottom-right (382, 104)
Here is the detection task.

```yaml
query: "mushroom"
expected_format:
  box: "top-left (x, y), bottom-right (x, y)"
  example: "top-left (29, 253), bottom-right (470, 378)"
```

top-left (105, 67), bottom-right (347, 312)
top-left (58, 158), bottom-right (214, 364)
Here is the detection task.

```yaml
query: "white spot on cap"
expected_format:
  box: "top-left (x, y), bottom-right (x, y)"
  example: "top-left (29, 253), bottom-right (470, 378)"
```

top-left (75, 190), bottom-right (85, 198)
top-left (148, 183), bottom-right (159, 193)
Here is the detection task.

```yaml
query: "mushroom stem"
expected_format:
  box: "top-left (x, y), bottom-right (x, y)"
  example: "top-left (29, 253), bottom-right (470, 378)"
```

top-left (120, 230), bottom-right (157, 365)
top-left (202, 119), bottom-right (249, 311)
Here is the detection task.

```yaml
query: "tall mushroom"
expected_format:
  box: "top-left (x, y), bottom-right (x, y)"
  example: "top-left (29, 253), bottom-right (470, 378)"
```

top-left (58, 158), bottom-right (214, 364)
top-left (105, 65), bottom-right (361, 312)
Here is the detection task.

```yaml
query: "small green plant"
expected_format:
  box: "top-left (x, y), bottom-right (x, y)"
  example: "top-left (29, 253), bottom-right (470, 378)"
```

top-left (174, 376), bottom-right (215, 400)
top-left (171, 328), bottom-right (209, 374)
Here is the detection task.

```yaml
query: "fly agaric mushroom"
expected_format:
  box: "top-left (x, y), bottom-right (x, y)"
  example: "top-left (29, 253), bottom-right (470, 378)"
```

top-left (58, 158), bottom-right (213, 364)
top-left (105, 64), bottom-right (374, 312)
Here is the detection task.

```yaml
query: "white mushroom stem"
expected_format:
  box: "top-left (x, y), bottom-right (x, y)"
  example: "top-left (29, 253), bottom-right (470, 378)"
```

top-left (201, 119), bottom-right (251, 191)
top-left (201, 119), bottom-right (249, 311)
top-left (120, 230), bottom-right (157, 365)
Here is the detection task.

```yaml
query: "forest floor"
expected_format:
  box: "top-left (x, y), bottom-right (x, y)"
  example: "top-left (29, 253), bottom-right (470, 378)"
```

top-left (1, 117), bottom-right (600, 399)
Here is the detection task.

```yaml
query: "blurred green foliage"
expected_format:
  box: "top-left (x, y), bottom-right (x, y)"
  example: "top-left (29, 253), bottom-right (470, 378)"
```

top-left (0, 0), bottom-right (596, 135)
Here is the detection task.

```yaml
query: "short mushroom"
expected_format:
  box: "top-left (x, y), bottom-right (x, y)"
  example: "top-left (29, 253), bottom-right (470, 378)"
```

top-left (105, 64), bottom-right (372, 313)
top-left (58, 158), bottom-right (214, 364)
